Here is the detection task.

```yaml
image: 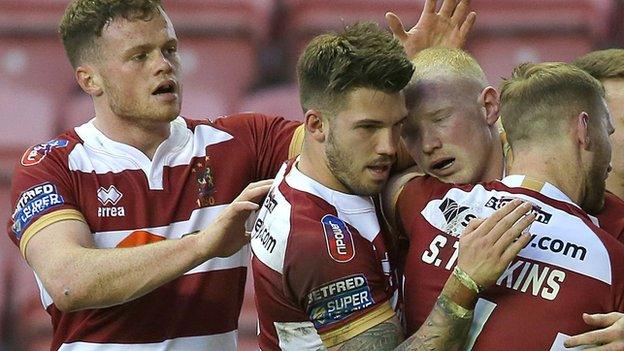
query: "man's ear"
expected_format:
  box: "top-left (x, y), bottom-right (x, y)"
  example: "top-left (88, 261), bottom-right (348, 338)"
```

top-left (304, 109), bottom-right (327, 143)
top-left (479, 86), bottom-right (500, 126)
top-left (576, 111), bottom-right (591, 151)
top-left (75, 65), bottom-right (103, 97)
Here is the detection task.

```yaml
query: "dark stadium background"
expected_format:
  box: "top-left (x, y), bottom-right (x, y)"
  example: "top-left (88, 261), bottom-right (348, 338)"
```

top-left (0, 0), bottom-right (622, 349)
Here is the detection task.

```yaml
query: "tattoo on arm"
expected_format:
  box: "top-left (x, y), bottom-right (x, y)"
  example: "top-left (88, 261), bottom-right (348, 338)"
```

top-left (336, 322), bottom-right (403, 351)
top-left (395, 296), bottom-right (473, 351)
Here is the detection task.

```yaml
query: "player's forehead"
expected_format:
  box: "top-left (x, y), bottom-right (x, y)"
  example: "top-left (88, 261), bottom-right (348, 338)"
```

top-left (98, 8), bottom-right (177, 49)
top-left (408, 79), bottom-right (467, 115)
top-left (339, 88), bottom-right (407, 124)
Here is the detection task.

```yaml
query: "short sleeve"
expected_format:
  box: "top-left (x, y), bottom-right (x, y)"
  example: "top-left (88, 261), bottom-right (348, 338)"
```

top-left (282, 218), bottom-right (394, 347)
top-left (7, 140), bottom-right (86, 258)
top-left (213, 113), bottom-right (302, 180)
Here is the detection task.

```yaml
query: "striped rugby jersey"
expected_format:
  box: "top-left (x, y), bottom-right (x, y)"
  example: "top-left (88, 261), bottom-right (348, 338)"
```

top-left (397, 175), bottom-right (624, 351)
top-left (7, 113), bottom-right (300, 350)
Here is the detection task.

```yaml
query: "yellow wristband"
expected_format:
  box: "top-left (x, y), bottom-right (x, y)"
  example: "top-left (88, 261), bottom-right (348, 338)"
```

top-left (453, 266), bottom-right (484, 294)
top-left (437, 293), bottom-right (474, 320)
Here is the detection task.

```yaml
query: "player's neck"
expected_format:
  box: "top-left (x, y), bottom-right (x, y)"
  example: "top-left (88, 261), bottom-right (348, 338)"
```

top-left (606, 173), bottom-right (624, 200)
top-left (508, 151), bottom-right (583, 205)
top-left (298, 148), bottom-right (351, 194)
top-left (92, 114), bottom-right (171, 160)
top-left (484, 133), bottom-right (505, 181)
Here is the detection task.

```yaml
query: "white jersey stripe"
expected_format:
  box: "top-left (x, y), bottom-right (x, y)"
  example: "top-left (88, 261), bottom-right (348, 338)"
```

top-left (58, 331), bottom-right (237, 351)
top-left (69, 118), bottom-right (234, 189)
top-left (92, 205), bottom-right (228, 246)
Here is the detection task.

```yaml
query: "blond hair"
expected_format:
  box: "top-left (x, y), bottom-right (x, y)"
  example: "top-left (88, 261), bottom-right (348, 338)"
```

top-left (500, 62), bottom-right (605, 150)
top-left (572, 49), bottom-right (624, 80)
top-left (409, 47), bottom-right (487, 87)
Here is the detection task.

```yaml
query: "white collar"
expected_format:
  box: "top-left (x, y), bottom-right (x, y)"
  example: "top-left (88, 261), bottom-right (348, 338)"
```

top-left (501, 174), bottom-right (580, 210)
top-left (74, 116), bottom-right (189, 168)
top-left (285, 158), bottom-right (375, 213)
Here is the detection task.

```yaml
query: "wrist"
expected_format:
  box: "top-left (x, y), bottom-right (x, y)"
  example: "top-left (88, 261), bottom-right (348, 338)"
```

top-left (441, 272), bottom-right (478, 310)
top-left (453, 266), bottom-right (485, 294)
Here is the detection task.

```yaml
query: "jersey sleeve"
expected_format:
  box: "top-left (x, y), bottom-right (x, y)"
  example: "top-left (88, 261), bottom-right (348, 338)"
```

top-left (6, 141), bottom-right (85, 259)
top-left (214, 113), bottom-right (303, 180)
top-left (282, 218), bottom-right (395, 347)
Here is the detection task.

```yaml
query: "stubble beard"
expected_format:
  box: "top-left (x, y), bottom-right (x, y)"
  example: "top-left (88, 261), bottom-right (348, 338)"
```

top-left (325, 130), bottom-right (382, 196)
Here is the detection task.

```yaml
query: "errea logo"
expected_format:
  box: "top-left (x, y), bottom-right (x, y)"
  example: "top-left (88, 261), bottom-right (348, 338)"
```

top-left (97, 186), bottom-right (125, 217)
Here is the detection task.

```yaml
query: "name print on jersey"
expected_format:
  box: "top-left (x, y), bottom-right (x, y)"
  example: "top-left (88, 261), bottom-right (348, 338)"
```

top-left (97, 185), bottom-right (126, 218)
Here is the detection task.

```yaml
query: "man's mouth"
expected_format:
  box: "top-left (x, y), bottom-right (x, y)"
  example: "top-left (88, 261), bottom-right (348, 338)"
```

top-left (431, 158), bottom-right (455, 171)
top-left (152, 80), bottom-right (177, 96)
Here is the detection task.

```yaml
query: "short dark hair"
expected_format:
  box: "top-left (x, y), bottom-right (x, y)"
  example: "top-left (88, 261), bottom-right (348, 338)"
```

top-left (59, 0), bottom-right (163, 68)
top-left (297, 22), bottom-right (414, 115)
top-left (500, 62), bottom-right (605, 149)
top-left (572, 49), bottom-right (624, 80)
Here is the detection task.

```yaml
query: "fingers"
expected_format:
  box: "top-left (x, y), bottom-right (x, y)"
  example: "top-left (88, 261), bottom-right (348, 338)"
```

top-left (564, 313), bottom-right (624, 348)
top-left (499, 220), bottom-right (534, 264)
top-left (469, 199), bottom-right (524, 238)
top-left (236, 180), bottom-right (274, 203)
top-left (439, 0), bottom-right (459, 17)
top-left (450, 0), bottom-right (470, 26)
top-left (461, 217), bottom-right (485, 237)
top-left (459, 11), bottom-right (477, 39)
top-left (565, 329), bottom-right (611, 349)
top-left (495, 210), bottom-right (535, 250)
top-left (488, 201), bottom-right (533, 245)
top-left (583, 312), bottom-right (624, 328)
top-left (422, 0), bottom-right (437, 14)
top-left (385, 12), bottom-right (408, 42)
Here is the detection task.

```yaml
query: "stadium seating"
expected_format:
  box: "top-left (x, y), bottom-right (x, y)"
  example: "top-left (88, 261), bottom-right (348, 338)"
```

top-left (238, 84), bottom-right (304, 121)
top-left (282, 0), bottom-right (427, 76)
top-left (465, 0), bottom-right (614, 85)
top-left (165, 0), bottom-right (275, 113)
top-left (0, 82), bottom-right (57, 153)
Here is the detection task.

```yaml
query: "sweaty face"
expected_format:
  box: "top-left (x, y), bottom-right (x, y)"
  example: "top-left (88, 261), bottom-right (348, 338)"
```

top-left (581, 101), bottom-right (614, 214)
top-left (401, 79), bottom-right (496, 184)
top-left (603, 79), bottom-right (624, 193)
top-left (94, 9), bottom-right (182, 124)
top-left (325, 88), bottom-right (407, 196)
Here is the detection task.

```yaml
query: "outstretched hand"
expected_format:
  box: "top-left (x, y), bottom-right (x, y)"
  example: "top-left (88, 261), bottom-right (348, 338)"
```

top-left (457, 199), bottom-right (535, 290)
top-left (203, 179), bottom-right (274, 258)
top-left (564, 312), bottom-right (624, 350)
top-left (386, 0), bottom-right (476, 59)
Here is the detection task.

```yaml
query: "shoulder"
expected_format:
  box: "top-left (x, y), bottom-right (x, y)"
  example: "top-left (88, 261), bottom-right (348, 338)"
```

top-left (18, 132), bottom-right (82, 170)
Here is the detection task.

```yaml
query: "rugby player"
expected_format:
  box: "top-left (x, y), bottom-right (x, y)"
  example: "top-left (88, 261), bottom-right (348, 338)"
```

top-left (392, 60), bottom-right (624, 349)
top-left (250, 22), bottom-right (534, 351)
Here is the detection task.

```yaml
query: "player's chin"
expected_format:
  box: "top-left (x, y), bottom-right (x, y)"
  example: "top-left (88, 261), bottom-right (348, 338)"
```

top-left (358, 178), bottom-right (387, 196)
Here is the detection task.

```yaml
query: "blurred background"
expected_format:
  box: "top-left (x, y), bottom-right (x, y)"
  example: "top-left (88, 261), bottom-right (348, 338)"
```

top-left (0, 0), bottom-right (622, 350)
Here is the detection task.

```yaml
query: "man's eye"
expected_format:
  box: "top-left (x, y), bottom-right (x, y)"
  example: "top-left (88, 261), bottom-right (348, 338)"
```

top-left (132, 53), bottom-right (147, 61)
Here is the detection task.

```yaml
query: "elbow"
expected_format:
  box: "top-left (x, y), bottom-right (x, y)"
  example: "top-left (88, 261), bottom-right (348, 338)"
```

top-left (48, 284), bottom-right (90, 312)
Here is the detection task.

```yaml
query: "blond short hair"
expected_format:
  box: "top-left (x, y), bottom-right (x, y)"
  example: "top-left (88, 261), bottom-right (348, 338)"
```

top-left (573, 49), bottom-right (624, 81)
top-left (409, 47), bottom-right (487, 87)
top-left (500, 62), bottom-right (605, 149)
